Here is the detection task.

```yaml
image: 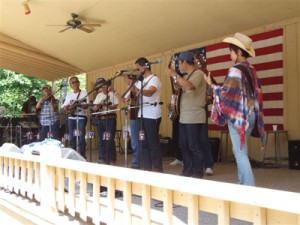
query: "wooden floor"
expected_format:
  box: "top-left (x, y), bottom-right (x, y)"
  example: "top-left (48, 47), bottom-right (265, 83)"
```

top-left (85, 147), bottom-right (300, 194)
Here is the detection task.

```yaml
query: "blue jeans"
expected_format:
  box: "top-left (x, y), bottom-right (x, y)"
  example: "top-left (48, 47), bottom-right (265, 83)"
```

top-left (97, 117), bottom-right (117, 163)
top-left (228, 111), bottom-right (255, 186)
top-left (40, 120), bottom-right (59, 141)
top-left (179, 123), bottom-right (206, 178)
top-left (68, 118), bottom-right (87, 157)
top-left (130, 119), bottom-right (140, 167)
top-left (137, 117), bottom-right (162, 172)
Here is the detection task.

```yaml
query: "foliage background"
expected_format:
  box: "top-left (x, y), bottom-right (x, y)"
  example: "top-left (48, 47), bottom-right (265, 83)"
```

top-left (0, 69), bottom-right (86, 117)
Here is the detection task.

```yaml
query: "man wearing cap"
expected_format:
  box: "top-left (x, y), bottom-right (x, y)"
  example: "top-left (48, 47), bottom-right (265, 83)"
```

top-left (203, 33), bottom-right (266, 186)
top-left (165, 51), bottom-right (207, 178)
top-left (62, 76), bottom-right (89, 158)
top-left (36, 85), bottom-right (59, 140)
top-left (92, 78), bottom-right (118, 165)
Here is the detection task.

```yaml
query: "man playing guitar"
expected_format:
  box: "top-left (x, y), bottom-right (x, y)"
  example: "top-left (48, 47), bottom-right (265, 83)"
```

top-left (62, 76), bottom-right (89, 158)
top-left (165, 51), bottom-right (208, 178)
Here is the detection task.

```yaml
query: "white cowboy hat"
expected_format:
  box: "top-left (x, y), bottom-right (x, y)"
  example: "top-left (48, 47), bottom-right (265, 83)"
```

top-left (223, 33), bottom-right (255, 57)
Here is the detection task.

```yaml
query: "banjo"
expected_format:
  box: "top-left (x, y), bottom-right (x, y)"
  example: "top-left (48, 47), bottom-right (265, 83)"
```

top-left (168, 55), bottom-right (181, 121)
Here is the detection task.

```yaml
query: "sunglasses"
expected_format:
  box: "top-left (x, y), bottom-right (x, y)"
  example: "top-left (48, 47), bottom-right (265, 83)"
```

top-left (71, 80), bottom-right (79, 84)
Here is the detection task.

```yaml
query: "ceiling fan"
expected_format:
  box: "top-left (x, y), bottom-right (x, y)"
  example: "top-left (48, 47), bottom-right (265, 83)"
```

top-left (48, 13), bottom-right (101, 33)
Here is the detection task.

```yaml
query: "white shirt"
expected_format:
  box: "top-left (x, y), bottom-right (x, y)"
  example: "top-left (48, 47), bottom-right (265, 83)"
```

top-left (62, 90), bottom-right (89, 119)
top-left (134, 74), bottom-right (161, 119)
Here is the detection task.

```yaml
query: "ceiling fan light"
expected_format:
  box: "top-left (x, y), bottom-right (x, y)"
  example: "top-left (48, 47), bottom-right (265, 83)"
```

top-left (23, 3), bottom-right (31, 15)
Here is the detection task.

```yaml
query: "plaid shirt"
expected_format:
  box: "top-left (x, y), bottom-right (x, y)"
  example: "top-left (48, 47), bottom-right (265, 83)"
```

top-left (39, 99), bottom-right (59, 126)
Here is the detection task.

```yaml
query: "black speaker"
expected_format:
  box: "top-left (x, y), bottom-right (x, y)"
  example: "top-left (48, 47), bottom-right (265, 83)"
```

top-left (288, 140), bottom-right (300, 170)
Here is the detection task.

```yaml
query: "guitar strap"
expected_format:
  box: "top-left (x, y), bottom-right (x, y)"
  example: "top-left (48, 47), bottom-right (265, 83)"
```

top-left (76, 90), bottom-right (82, 100)
top-left (71, 90), bottom-right (81, 116)
top-left (179, 69), bottom-right (197, 96)
top-left (136, 74), bottom-right (156, 97)
top-left (176, 69), bottom-right (197, 113)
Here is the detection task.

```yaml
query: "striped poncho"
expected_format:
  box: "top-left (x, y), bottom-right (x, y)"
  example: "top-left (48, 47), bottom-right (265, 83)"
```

top-left (210, 61), bottom-right (266, 149)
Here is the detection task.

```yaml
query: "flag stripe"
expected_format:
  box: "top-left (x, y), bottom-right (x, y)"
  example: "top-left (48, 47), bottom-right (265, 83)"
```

top-left (260, 76), bottom-right (283, 85)
top-left (263, 92), bottom-right (283, 101)
top-left (250, 29), bottom-right (283, 42)
top-left (255, 44), bottom-right (283, 56)
top-left (264, 108), bottom-right (283, 116)
top-left (254, 60), bottom-right (283, 71)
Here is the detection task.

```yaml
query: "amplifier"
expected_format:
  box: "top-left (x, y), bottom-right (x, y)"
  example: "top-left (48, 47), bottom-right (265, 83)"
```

top-left (288, 140), bottom-right (300, 170)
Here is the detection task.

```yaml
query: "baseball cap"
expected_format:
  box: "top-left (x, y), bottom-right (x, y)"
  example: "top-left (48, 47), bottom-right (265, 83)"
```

top-left (177, 51), bottom-right (194, 63)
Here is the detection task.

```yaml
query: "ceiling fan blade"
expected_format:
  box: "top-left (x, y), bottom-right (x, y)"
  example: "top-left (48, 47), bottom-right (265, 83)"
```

top-left (81, 24), bottom-right (101, 27)
top-left (46, 25), bottom-right (68, 27)
top-left (77, 26), bottom-right (93, 33)
top-left (59, 27), bottom-right (72, 33)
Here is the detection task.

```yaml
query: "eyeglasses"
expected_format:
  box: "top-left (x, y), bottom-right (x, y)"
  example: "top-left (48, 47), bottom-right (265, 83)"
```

top-left (71, 81), bottom-right (79, 84)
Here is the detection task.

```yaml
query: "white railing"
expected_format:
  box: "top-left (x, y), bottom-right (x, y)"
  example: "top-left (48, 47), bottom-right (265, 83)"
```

top-left (1, 150), bottom-right (300, 225)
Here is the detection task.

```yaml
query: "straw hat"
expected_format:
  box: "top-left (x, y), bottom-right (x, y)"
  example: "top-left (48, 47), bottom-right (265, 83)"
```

top-left (223, 33), bottom-right (255, 57)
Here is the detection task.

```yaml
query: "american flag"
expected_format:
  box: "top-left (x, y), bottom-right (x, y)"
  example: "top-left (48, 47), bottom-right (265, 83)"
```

top-left (177, 29), bottom-right (284, 131)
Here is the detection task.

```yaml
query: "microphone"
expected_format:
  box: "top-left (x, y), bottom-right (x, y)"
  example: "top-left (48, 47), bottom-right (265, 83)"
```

top-left (57, 83), bottom-right (67, 88)
top-left (145, 59), bottom-right (163, 66)
top-left (116, 69), bottom-right (131, 75)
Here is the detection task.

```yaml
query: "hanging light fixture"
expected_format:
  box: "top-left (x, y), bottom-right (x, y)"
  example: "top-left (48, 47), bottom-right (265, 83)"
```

top-left (23, 0), bottom-right (31, 15)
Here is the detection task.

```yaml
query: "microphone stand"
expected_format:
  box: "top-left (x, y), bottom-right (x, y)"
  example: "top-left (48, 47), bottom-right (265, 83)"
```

top-left (122, 69), bottom-right (147, 170)
top-left (88, 103), bottom-right (94, 162)
top-left (121, 107), bottom-right (129, 168)
top-left (104, 83), bottom-right (111, 165)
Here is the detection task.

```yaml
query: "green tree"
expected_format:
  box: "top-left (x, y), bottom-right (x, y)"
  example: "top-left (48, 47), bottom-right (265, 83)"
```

top-left (0, 69), bottom-right (86, 117)
top-left (0, 69), bottom-right (49, 117)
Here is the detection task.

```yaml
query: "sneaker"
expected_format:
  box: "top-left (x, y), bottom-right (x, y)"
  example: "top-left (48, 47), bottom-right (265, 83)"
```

top-left (170, 159), bottom-right (183, 166)
top-left (205, 168), bottom-right (213, 176)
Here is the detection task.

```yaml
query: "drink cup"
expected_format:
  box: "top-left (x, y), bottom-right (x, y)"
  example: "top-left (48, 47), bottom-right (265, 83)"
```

top-left (272, 125), bottom-right (278, 131)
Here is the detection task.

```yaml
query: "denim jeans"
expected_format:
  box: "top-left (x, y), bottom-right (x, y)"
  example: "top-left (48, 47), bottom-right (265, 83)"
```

top-left (68, 118), bottom-right (87, 157)
top-left (40, 120), bottom-right (59, 141)
top-left (137, 117), bottom-right (162, 172)
top-left (97, 117), bottom-right (117, 163)
top-left (179, 123), bottom-right (205, 178)
top-left (130, 119), bottom-right (140, 168)
top-left (228, 110), bottom-right (255, 186)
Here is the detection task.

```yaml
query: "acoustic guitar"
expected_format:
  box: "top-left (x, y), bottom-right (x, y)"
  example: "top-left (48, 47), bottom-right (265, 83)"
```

top-left (168, 55), bottom-right (181, 121)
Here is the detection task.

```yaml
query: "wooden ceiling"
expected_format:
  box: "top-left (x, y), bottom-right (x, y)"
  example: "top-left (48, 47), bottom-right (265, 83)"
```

top-left (0, 0), bottom-right (299, 81)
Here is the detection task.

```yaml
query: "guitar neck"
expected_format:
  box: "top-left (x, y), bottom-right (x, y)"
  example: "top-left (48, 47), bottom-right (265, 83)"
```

top-left (194, 53), bottom-right (218, 85)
